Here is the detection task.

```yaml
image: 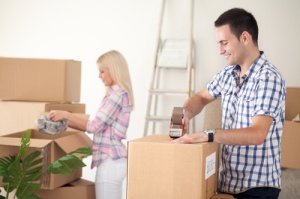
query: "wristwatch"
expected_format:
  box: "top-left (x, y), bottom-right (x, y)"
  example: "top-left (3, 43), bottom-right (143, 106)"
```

top-left (204, 128), bottom-right (215, 142)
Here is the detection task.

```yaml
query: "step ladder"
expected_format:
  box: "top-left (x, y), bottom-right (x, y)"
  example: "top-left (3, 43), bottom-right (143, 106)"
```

top-left (144, 0), bottom-right (195, 136)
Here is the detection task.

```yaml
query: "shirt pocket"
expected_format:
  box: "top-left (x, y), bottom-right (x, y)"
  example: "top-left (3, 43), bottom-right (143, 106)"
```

top-left (238, 94), bottom-right (255, 119)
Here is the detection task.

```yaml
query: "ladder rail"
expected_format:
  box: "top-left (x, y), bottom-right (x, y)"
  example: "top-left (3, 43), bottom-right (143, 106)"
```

top-left (144, 0), bottom-right (165, 135)
top-left (144, 0), bottom-right (195, 136)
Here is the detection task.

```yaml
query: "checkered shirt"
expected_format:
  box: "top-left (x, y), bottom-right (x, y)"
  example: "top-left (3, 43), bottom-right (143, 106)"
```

top-left (86, 84), bottom-right (132, 168)
top-left (207, 52), bottom-right (286, 193)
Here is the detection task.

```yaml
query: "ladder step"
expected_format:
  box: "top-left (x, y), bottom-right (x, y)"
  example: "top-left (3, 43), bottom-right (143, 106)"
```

top-left (157, 39), bottom-right (189, 68)
top-left (145, 115), bottom-right (170, 121)
top-left (157, 65), bottom-right (187, 69)
top-left (149, 89), bottom-right (190, 95)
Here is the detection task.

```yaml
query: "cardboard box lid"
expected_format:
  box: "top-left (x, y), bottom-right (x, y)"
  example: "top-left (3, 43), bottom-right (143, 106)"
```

top-left (54, 132), bottom-right (92, 153)
top-left (130, 134), bottom-right (172, 142)
top-left (0, 137), bottom-right (52, 148)
top-left (129, 134), bottom-right (211, 149)
top-left (0, 129), bottom-right (92, 153)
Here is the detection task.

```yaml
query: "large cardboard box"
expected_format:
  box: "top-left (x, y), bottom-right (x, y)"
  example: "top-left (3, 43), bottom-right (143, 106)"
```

top-left (127, 134), bottom-right (219, 199)
top-left (281, 87), bottom-right (300, 169)
top-left (0, 129), bottom-right (92, 189)
top-left (36, 178), bottom-right (96, 199)
top-left (0, 57), bottom-right (81, 102)
top-left (0, 101), bottom-right (88, 135)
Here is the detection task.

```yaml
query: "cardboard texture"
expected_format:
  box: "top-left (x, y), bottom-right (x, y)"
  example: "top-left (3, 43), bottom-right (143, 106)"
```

top-left (0, 101), bottom-right (87, 136)
top-left (0, 129), bottom-right (92, 190)
top-left (211, 194), bottom-right (235, 199)
top-left (127, 134), bottom-right (219, 199)
top-left (281, 87), bottom-right (300, 169)
top-left (36, 178), bottom-right (96, 199)
top-left (0, 57), bottom-right (81, 102)
top-left (203, 98), bottom-right (222, 130)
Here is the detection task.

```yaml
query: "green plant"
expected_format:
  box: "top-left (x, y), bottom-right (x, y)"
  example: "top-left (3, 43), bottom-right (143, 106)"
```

top-left (0, 130), bottom-right (92, 199)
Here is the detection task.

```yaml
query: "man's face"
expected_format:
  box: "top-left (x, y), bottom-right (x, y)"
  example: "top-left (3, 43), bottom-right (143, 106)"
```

top-left (215, 24), bottom-right (244, 66)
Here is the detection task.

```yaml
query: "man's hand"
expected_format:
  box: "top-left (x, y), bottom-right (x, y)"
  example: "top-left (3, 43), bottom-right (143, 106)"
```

top-left (171, 132), bottom-right (209, 144)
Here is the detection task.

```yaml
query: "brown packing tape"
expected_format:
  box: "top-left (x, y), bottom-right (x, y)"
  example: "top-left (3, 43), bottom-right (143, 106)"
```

top-left (171, 107), bottom-right (184, 124)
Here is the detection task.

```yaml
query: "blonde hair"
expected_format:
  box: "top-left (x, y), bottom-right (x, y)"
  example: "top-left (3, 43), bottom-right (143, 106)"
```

top-left (97, 50), bottom-right (134, 109)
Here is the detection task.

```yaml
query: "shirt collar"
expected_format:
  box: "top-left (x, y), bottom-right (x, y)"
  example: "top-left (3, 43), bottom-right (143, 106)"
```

top-left (108, 84), bottom-right (122, 94)
top-left (231, 51), bottom-right (266, 80)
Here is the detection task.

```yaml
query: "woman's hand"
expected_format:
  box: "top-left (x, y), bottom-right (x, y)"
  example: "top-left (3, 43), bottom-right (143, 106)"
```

top-left (48, 110), bottom-right (69, 121)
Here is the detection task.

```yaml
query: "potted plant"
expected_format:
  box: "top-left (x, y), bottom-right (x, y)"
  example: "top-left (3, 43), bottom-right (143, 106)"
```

top-left (0, 130), bottom-right (92, 199)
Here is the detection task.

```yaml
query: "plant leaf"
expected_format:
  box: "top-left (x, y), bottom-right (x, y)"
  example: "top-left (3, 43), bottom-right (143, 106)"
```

top-left (0, 156), bottom-right (15, 177)
top-left (0, 131), bottom-right (43, 199)
top-left (17, 130), bottom-right (31, 159)
top-left (46, 146), bottom-right (92, 175)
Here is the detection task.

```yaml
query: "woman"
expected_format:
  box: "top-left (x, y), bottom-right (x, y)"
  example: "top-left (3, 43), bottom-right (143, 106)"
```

top-left (48, 50), bottom-right (134, 199)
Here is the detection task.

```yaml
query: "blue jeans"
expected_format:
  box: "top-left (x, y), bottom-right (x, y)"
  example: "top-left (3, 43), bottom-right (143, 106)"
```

top-left (226, 187), bottom-right (281, 199)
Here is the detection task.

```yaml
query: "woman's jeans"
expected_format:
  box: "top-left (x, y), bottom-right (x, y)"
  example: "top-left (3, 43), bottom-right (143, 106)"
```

top-left (95, 157), bottom-right (127, 199)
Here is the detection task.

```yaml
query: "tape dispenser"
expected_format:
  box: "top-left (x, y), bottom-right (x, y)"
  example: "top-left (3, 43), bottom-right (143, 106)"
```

top-left (169, 107), bottom-right (186, 138)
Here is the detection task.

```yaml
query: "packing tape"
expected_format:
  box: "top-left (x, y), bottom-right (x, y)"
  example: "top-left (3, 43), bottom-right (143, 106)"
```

top-left (169, 107), bottom-right (185, 138)
top-left (171, 107), bottom-right (185, 125)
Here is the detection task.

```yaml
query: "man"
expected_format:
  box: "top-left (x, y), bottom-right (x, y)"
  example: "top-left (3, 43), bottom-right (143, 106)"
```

top-left (172, 8), bottom-right (286, 199)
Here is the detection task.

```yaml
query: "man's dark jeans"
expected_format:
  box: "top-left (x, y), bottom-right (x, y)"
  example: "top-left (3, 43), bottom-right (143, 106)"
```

top-left (225, 187), bottom-right (281, 199)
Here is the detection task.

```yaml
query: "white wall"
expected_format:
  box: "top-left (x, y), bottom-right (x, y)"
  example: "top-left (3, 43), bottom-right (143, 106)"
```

top-left (1, 0), bottom-right (300, 197)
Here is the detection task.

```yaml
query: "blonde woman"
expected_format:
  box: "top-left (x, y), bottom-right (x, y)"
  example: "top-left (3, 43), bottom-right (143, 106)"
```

top-left (48, 50), bottom-right (134, 199)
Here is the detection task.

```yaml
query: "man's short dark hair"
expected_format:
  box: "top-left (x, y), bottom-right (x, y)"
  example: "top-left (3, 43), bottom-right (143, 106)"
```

top-left (214, 8), bottom-right (259, 45)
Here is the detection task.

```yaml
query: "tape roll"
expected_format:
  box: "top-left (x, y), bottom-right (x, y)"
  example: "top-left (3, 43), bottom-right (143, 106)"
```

top-left (171, 107), bottom-right (185, 125)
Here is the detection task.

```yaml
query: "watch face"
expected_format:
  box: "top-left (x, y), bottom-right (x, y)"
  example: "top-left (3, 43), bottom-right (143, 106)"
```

top-left (205, 129), bottom-right (214, 142)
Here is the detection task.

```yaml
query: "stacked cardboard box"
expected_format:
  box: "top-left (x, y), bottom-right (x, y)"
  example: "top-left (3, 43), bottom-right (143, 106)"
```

top-left (36, 178), bottom-right (96, 199)
top-left (0, 57), bottom-right (81, 102)
top-left (281, 87), bottom-right (300, 169)
top-left (0, 57), bottom-right (95, 198)
top-left (127, 134), bottom-right (219, 199)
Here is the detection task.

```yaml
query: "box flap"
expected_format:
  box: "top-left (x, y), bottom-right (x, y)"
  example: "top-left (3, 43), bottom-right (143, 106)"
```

top-left (0, 137), bottom-right (51, 148)
top-left (54, 132), bottom-right (92, 153)
top-left (69, 179), bottom-right (94, 186)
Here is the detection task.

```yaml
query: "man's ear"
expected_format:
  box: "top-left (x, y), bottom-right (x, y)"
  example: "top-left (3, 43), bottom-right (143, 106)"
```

top-left (240, 31), bottom-right (251, 45)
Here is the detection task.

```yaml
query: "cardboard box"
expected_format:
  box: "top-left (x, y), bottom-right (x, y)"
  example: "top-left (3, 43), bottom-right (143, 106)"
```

top-left (0, 57), bottom-right (81, 102)
top-left (211, 194), bottom-right (235, 199)
top-left (0, 101), bottom-right (88, 135)
top-left (0, 129), bottom-right (92, 189)
top-left (281, 87), bottom-right (300, 169)
top-left (36, 178), bottom-right (96, 199)
top-left (127, 134), bottom-right (219, 199)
